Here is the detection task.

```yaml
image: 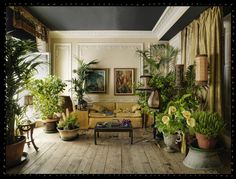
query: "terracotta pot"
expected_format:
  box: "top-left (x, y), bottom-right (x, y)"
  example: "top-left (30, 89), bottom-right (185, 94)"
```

top-left (6, 136), bottom-right (26, 168)
top-left (195, 133), bottom-right (217, 149)
top-left (43, 118), bottom-right (59, 133)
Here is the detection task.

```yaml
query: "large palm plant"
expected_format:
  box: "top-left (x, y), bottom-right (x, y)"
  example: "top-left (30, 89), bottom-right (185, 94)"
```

top-left (72, 58), bottom-right (98, 110)
top-left (5, 34), bottom-right (41, 144)
top-left (137, 44), bottom-right (179, 75)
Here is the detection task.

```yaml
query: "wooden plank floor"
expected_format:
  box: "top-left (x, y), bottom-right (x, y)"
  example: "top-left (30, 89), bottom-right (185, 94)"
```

top-left (6, 127), bottom-right (231, 175)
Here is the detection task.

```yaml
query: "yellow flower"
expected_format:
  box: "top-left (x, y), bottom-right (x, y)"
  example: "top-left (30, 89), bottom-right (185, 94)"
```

top-left (182, 111), bottom-right (191, 119)
top-left (162, 116), bottom-right (170, 125)
top-left (186, 118), bottom-right (196, 127)
top-left (168, 106), bottom-right (176, 115)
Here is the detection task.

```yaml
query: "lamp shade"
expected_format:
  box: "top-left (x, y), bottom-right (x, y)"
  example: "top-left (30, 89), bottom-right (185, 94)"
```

top-left (195, 54), bottom-right (208, 85)
top-left (24, 95), bottom-right (33, 105)
top-left (175, 64), bottom-right (185, 88)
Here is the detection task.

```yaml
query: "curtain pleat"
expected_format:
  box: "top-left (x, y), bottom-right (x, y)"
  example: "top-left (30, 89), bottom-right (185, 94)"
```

top-left (181, 7), bottom-right (223, 116)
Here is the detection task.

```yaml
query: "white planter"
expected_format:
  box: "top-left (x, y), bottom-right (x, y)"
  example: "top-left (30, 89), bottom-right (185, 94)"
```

top-left (163, 134), bottom-right (179, 153)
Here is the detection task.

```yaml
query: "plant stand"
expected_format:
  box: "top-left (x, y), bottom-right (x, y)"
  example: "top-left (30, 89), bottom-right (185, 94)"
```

top-left (183, 140), bottom-right (224, 169)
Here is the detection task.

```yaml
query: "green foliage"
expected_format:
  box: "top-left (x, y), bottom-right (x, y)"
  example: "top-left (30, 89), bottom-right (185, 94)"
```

top-left (156, 113), bottom-right (183, 135)
top-left (182, 64), bottom-right (208, 110)
top-left (71, 58), bottom-right (98, 101)
top-left (136, 44), bottom-right (179, 74)
top-left (5, 34), bottom-right (42, 144)
top-left (27, 75), bottom-right (66, 120)
top-left (149, 72), bottom-right (176, 112)
top-left (57, 115), bottom-right (80, 130)
top-left (191, 111), bottom-right (226, 138)
top-left (156, 94), bottom-right (196, 135)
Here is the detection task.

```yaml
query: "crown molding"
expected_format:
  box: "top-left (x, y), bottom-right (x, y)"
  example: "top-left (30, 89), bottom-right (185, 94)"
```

top-left (152, 6), bottom-right (190, 40)
top-left (49, 31), bottom-right (157, 39)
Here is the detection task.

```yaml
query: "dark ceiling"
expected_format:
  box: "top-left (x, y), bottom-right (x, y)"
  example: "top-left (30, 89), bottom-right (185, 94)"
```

top-left (24, 6), bottom-right (216, 40)
top-left (26, 6), bottom-right (166, 31)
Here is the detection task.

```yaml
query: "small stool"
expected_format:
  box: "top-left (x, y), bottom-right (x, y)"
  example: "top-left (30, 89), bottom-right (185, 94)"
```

top-left (17, 122), bottom-right (39, 151)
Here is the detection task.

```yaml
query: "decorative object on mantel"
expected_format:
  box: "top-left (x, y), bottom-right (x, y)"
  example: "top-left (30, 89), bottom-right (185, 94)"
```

top-left (10, 6), bottom-right (49, 42)
top-left (175, 64), bottom-right (185, 88)
top-left (195, 54), bottom-right (208, 86)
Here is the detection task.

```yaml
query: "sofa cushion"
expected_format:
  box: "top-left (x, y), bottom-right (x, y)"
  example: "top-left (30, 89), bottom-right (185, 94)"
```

top-left (91, 104), bottom-right (106, 112)
top-left (116, 112), bottom-right (141, 118)
top-left (89, 112), bottom-right (115, 118)
top-left (131, 104), bottom-right (141, 112)
top-left (91, 102), bottom-right (115, 112)
top-left (116, 102), bottom-right (137, 111)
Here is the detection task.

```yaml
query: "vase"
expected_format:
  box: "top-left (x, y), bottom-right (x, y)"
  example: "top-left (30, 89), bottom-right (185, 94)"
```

top-left (163, 133), bottom-right (179, 153)
top-left (147, 89), bottom-right (160, 108)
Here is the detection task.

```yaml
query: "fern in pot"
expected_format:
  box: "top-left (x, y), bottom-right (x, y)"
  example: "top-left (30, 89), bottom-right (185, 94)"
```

top-left (57, 110), bottom-right (80, 141)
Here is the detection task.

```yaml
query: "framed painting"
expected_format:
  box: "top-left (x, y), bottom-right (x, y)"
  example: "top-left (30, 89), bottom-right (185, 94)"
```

top-left (114, 68), bottom-right (135, 96)
top-left (85, 68), bottom-right (108, 93)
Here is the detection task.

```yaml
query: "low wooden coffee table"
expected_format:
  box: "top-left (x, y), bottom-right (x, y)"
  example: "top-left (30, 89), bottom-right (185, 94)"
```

top-left (94, 122), bottom-right (133, 145)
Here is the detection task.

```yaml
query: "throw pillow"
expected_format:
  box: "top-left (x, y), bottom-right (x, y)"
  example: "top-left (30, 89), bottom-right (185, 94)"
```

top-left (131, 104), bottom-right (141, 112)
top-left (92, 104), bottom-right (105, 113)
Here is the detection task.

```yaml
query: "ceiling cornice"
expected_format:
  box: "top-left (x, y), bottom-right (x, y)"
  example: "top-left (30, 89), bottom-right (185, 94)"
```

top-left (49, 30), bottom-right (157, 39)
top-left (49, 6), bottom-right (190, 40)
top-left (152, 6), bottom-right (190, 39)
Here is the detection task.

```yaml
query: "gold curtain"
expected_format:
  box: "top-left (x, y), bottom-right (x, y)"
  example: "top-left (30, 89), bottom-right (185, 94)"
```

top-left (181, 7), bottom-right (223, 115)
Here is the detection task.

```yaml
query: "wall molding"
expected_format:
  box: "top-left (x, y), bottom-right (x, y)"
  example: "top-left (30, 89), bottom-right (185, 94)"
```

top-left (152, 6), bottom-right (190, 40)
top-left (49, 31), bottom-right (156, 39)
top-left (75, 42), bottom-right (143, 59)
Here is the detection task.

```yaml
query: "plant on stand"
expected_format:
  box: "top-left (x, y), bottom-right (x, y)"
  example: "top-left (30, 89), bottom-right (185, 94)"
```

top-left (27, 75), bottom-right (66, 133)
top-left (5, 34), bottom-right (41, 168)
top-left (71, 58), bottom-right (98, 110)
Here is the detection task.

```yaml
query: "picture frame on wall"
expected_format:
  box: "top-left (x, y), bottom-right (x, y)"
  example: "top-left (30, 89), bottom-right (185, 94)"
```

top-left (114, 68), bottom-right (135, 96)
top-left (85, 68), bottom-right (108, 93)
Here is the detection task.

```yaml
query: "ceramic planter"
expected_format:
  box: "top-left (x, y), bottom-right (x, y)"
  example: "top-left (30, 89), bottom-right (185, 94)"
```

top-left (57, 128), bottom-right (79, 141)
top-left (183, 140), bottom-right (223, 169)
top-left (163, 134), bottom-right (179, 153)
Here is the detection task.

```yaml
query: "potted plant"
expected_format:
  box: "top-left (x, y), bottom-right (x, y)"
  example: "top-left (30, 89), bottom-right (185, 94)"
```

top-left (188, 111), bottom-right (226, 149)
top-left (5, 34), bottom-right (41, 168)
top-left (71, 58), bottom-right (98, 110)
top-left (27, 75), bottom-right (67, 133)
top-left (57, 110), bottom-right (80, 141)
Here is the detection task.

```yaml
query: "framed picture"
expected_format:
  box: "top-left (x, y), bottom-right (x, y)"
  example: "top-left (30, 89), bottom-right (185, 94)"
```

top-left (114, 68), bottom-right (135, 96)
top-left (85, 68), bottom-right (108, 93)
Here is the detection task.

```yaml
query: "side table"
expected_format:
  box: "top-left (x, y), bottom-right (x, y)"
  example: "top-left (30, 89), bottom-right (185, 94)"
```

top-left (17, 122), bottom-right (39, 151)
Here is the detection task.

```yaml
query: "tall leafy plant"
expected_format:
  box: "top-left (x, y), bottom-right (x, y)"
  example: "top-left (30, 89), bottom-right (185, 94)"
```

top-left (137, 44), bottom-right (179, 75)
top-left (71, 58), bottom-right (98, 109)
top-left (27, 75), bottom-right (66, 120)
top-left (5, 34), bottom-right (41, 144)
